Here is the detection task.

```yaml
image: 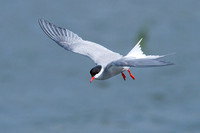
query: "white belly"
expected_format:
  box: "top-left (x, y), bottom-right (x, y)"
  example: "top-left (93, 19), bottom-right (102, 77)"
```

top-left (97, 66), bottom-right (129, 80)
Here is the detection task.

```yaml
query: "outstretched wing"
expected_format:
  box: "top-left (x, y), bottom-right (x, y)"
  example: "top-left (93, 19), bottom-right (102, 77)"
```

top-left (39, 19), bottom-right (122, 66)
top-left (111, 56), bottom-right (173, 67)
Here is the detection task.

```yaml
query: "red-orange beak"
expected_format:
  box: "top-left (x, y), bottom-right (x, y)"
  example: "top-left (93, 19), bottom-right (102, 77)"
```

top-left (90, 77), bottom-right (95, 83)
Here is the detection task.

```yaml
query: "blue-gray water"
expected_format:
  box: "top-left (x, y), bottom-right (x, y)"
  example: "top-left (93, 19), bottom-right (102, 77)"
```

top-left (0, 0), bottom-right (200, 133)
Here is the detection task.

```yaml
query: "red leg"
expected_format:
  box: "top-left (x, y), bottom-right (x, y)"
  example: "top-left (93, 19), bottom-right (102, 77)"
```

top-left (127, 69), bottom-right (135, 80)
top-left (121, 72), bottom-right (126, 80)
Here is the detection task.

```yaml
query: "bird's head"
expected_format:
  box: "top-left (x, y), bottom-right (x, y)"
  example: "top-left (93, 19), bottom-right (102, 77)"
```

top-left (90, 65), bottom-right (103, 83)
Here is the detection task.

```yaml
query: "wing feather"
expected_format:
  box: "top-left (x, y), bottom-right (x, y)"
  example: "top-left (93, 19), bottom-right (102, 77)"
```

top-left (39, 19), bottom-right (122, 66)
top-left (111, 56), bottom-right (173, 67)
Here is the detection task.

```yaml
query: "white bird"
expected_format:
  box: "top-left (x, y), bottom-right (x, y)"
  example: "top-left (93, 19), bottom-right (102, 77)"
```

top-left (39, 19), bottom-right (173, 83)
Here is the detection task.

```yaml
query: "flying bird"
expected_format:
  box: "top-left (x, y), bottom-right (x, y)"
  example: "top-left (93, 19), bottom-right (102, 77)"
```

top-left (39, 19), bottom-right (173, 83)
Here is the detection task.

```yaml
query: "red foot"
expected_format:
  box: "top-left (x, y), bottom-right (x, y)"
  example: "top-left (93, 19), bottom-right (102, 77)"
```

top-left (127, 69), bottom-right (135, 80)
top-left (121, 72), bottom-right (126, 80)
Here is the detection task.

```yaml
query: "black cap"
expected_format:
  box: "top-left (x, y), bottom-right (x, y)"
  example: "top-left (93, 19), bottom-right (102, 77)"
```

top-left (90, 65), bottom-right (102, 77)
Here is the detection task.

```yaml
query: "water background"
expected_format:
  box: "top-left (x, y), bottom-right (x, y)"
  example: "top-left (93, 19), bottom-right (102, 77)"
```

top-left (0, 0), bottom-right (200, 133)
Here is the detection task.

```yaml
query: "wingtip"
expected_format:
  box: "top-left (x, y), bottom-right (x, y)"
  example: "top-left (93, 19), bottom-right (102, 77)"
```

top-left (157, 60), bottom-right (174, 66)
top-left (38, 18), bottom-right (44, 24)
top-left (38, 19), bottom-right (50, 26)
top-left (38, 18), bottom-right (45, 27)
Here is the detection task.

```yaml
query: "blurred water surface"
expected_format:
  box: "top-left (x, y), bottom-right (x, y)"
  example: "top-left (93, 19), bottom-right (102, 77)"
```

top-left (0, 0), bottom-right (200, 133)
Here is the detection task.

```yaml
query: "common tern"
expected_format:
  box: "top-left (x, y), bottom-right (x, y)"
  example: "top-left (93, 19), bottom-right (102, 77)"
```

top-left (39, 19), bottom-right (173, 83)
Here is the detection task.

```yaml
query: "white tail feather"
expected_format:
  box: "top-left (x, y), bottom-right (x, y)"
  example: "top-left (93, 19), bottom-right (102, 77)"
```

top-left (126, 38), bottom-right (163, 59)
top-left (126, 38), bottom-right (144, 57)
